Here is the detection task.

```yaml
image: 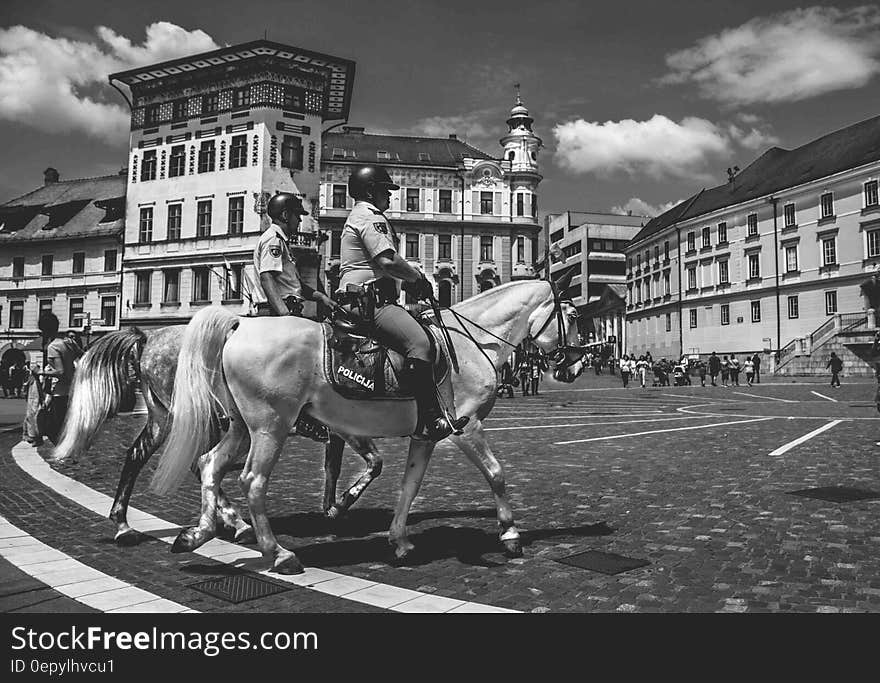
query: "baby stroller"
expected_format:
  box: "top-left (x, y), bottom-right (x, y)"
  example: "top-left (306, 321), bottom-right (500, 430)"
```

top-left (672, 363), bottom-right (689, 386)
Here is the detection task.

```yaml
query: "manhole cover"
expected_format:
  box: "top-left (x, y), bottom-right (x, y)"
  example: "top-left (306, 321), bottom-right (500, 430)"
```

top-left (788, 486), bottom-right (880, 503)
top-left (556, 550), bottom-right (650, 575)
top-left (189, 573), bottom-right (291, 603)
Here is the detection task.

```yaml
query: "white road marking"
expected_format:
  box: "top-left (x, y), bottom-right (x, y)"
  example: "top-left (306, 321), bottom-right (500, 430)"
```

top-left (484, 415), bottom-right (716, 432)
top-left (810, 391), bottom-right (838, 403)
top-left (10, 442), bottom-right (517, 614)
top-left (553, 417), bottom-right (775, 445)
top-left (486, 412), bottom-right (663, 421)
top-left (0, 515), bottom-right (193, 613)
top-left (730, 392), bottom-right (798, 403)
top-left (768, 420), bottom-right (843, 456)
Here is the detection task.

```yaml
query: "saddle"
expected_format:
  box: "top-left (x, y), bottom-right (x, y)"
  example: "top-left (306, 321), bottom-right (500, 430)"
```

top-left (322, 316), bottom-right (449, 401)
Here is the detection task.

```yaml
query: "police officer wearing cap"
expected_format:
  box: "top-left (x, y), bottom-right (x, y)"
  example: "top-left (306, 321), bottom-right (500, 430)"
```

top-left (338, 165), bottom-right (467, 441)
top-left (254, 192), bottom-right (337, 316)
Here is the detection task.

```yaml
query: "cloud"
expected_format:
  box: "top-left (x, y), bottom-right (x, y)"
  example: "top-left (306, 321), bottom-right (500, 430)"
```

top-left (410, 113), bottom-right (496, 141)
top-left (553, 114), bottom-right (731, 179)
top-left (611, 197), bottom-right (683, 219)
top-left (0, 23), bottom-right (219, 144)
top-left (661, 6), bottom-right (880, 105)
top-left (727, 123), bottom-right (780, 151)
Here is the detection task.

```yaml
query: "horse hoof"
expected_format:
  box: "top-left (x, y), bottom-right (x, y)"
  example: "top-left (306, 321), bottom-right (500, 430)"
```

top-left (324, 504), bottom-right (344, 520)
top-left (272, 552), bottom-right (304, 575)
top-left (171, 528), bottom-right (201, 554)
top-left (502, 539), bottom-right (523, 558)
top-left (234, 526), bottom-right (256, 545)
top-left (114, 529), bottom-right (141, 547)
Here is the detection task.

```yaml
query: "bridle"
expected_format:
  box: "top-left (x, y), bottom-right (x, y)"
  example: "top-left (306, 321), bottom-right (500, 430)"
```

top-left (527, 281), bottom-right (587, 372)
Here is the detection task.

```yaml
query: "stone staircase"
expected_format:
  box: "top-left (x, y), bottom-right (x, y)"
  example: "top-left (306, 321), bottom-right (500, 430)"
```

top-left (773, 311), bottom-right (879, 377)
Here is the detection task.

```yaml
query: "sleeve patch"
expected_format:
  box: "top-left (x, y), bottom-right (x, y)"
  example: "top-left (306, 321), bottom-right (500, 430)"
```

top-left (269, 245), bottom-right (282, 258)
top-left (373, 222), bottom-right (388, 235)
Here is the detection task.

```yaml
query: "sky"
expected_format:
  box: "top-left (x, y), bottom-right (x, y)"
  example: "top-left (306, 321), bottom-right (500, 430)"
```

top-left (1, 0), bottom-right (878, 220)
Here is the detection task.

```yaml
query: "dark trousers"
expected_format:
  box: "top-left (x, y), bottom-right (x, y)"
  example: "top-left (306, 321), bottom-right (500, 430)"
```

top-left (831, 371), bottom-right (841, 387)
top-left (530, 378), bottom-right (539, 395)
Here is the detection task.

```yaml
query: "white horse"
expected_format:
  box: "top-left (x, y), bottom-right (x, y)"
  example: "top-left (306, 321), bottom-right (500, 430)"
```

top-left (150, 279), bottom-right (585, 574)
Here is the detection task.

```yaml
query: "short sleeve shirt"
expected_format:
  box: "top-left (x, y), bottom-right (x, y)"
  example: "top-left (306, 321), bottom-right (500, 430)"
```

top-left (253, 224), bottom-right (303, 302)
top-left (338, 201), bottom-right (399, 292)
top-left (46, 338), bottom-right (77, 397)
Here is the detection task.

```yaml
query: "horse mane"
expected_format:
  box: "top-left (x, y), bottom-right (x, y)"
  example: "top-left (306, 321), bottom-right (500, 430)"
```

top-left (452, 279), bottom-right (550, 314)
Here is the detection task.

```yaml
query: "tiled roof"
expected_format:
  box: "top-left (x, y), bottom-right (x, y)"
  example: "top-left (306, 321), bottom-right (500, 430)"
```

top-left (0, 174), bottom-right (126, 243)
top-left (323, 131), bottom-right (496, 167)
top-left (630, 114), bottom-right (880, 245)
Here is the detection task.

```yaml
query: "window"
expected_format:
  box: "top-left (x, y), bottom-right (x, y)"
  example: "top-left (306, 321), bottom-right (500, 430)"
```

top-left (172, 99), bottom-right (188, 120)
top-left (751, 301), bottom-right (761, 323)
top-left (717, 222), bottom-right (727, 244)
top-left (196, 201), bottom-right (212, 238)
top-left (748, 253), bottom-right (760, 279)
top-left (517, 236), bottom-right (525, 263)
top-left (101, 296), bottom-right (116, 327)
top-left (747, 213), bottom-right (758, 236)
top-left (654, 245), bottom-right (660, 263)
top-left (562, 242), bottom-right (581, 259)
top-left (702, 226), bottom-right (711, 248)
top-left (233, 87), bottom-right (251, 109)
top-left (376, 150), bottom-right (390, 160)
top-left (166, 204), bottom-right (182, 240)
top-left (636, 254), bottom-right (641, 269)
top-left (228, 196), bottom-right (244, 235)
top-left (643, 280), bottom-right (650, 301)
top-left (202, 93), bottom-right (218, 114)
top-left (687, 266), bottom-right (696, 290)
top-left (229, 135), bottom-right (247, 169)
top-left (822, 237), bottom-right (837, 266)
top-left (135, 272), bottom-right (151, 305)
top-left (331, 147), bottom-right (345, 159)
top-left (718, 260), bottom-right (729, 284)
top-left (39, 299), bottom-right (52, 317)
top-left (689, 309), bottom-right (697, 328)
top-left (198, 140), bottom-right (215, 173)
top-left (785, 245), bottom-right (798, 272)
top-left (330, 230), bottom-right (341, 258)
top-left (820, 192), bottom-right (834, 218)
top-left (144, 104), bottom-right (160, 125)
top-left (825, 291), bottom-right (837, 315)
top-left (663, 272), bottom-right (670, 295)
top-left (480, 235), bottom-right (493, 261)
top-left (686, 232), bottom-right (695, 252)
top-left (281, 135), bottom-right (303, 170)
top-left (788, 295), bottom-right (799, 319)
top-left (406, 189), bottom-right (420, 212)
top-left (141, 150), bottom-right (156, 181)
top-left (438, 234), bottom-right (452, 260)
top-left (532, 194), bottom-right (538, 218)
top-left (139, 207), bottom-right (153, 243)
top-left (72, 252), bottom-right (85, 274)
top-left (68, 298), bottom-right (84, 328)
top-left (12, 256), bottom-right (24, 278)
top-left (784, 203), bottom-right (796, 227)
top-left (665, 313), bottom-right (671, 332)
top-left (163, 270), bottom-right (179, 303)
top-left (224, 264), bottom-right (243, 301)
top-left (439, 189), bottom-right (452, 214)
top-left (406, 234), bottom-right (420, 259)
top-left (480, 192), bottom-right (493, 215)
top-left (418, 152), bottom-right (431, 161)
top-left (866, 180), bottom-right (879, 207)
top-left (169, 145), bottom-right (186, 178)
top-left (516, 194), bottom-right (524, 216)
top-left (9, 301), bottom-right (23, 328)
top-left (721, 304), bottom-right (730, 326)
top-left (104, 249), bottom-right (117, 273)
top-left (332, 185), bottom-right (347, 209)
top-left (192, 267), bottom-right (210, 302)
top-left (868, 228), bottom-right (880, 258)
top-left (664, 240), bottom-right (670, 260)
top-left (42, 254), bottom-right (53, 276)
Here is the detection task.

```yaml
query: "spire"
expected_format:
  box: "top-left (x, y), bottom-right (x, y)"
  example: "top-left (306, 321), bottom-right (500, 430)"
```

top-left (506, 85), bottom-right (533, 132)
top-left (514, 82), bottom-right (522, 106)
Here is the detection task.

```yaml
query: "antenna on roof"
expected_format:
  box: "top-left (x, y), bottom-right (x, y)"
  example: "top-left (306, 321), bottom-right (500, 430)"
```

top-left (263, 28), bottom-right (268, 40)
top-left (726, 166), bottom-right (740, 183)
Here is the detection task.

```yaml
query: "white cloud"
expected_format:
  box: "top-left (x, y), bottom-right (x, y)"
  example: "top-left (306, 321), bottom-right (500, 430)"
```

top-left (611, 197), bottom-right (683, 218)
top-left (0, 23), bottom-right (219, 143)
top-left (409, 112), bottom-right (499, 142)
top-left (661, 6), bottom-right (880, 105)
top-left (727, 123), bottom-right (780, 151)
top-left (553, 114), bottom-right (730, 179)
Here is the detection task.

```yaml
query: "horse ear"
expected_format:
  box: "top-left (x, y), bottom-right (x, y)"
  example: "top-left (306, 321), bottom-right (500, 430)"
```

top-left (553, 268), bottom-right (574, 293)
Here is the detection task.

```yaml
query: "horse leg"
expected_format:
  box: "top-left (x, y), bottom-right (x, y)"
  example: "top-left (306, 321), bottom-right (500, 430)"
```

top-left (388, 438), bottom-right (435, 561)
top-left (325, 435), bottom-right (383, 519)
top-left (239, 427), bottom-right (302, 574)
top-left (171, 420), bottom-right (248, 553)
top-left (215, 443), bottom-right (256, 544)
top-left (109, 415), bottom-right (165, 546)
top-left (451, 421), bottom-right (522, 557)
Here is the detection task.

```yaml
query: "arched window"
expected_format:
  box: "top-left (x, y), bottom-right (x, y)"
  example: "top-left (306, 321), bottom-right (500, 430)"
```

top-left (479, 279), bottom-right (494, 293)
top-left (507, 151), bottom-right (515, 161)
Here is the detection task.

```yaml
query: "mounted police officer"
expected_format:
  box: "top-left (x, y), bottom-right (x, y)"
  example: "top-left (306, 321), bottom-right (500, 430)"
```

top-left (337, 165), bottom-right (467, 441)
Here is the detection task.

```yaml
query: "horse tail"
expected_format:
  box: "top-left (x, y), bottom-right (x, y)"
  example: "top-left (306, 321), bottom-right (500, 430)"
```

top-left (150, 307), bottom-right (239, 495)
top-left (52, 328), bottom-right (147, 462)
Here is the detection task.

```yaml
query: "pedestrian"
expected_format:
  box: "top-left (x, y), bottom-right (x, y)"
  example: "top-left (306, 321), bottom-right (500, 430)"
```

top-left (696, 358), bottom-right (707, 387)
top-left (744, 357), bottom-right (755, 386)
top-left (620, 353), bottom-right (631, 388)
top-left (827, 352), bottom-right (843, 388)
top-left (752, 352), bottom-right (762, 384)
top-left (636, 355), bottom-right (650, 388)
top-left (33, 314), bottom-right (80, 444)
top-left (729, 355), bottom-right (740, 386)
top-left (706, 352), bottom-right (719, 386)
top-left (720, 355), bottom-right (730, 387)
top-left (497, 360), bottom-right (515, 398)
top-left (529, 352), bottom-right (547, 396)
top-left (517, 354), bottom-right (531, 396)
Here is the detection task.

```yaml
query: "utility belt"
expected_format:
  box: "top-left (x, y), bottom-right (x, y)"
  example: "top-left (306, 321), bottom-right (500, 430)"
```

top-left (256, 296), bottom-right (304, 316)
top-left (334, 278), bottom-right (399, 311)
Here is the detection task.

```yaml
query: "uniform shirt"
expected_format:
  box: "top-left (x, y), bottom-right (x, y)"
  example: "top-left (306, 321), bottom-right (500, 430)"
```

top-left (46, 338), bottom-right (78, 397)
top-left (338, 201), bottom-right (399, 293)
top-left (253, 224), bottom-right (303, 303)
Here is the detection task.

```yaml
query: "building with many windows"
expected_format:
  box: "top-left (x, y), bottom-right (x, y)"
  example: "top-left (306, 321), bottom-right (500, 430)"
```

top-left (625, 114), bottom-right (880, 370)
top-left (0, 168), bottom-right (125, 364)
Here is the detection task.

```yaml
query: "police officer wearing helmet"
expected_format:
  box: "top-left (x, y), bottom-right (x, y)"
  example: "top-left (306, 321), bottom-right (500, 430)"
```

top-left (254, 192), bottom-right (337, 316)
top-left (338, 165), bottom-right (467, 441)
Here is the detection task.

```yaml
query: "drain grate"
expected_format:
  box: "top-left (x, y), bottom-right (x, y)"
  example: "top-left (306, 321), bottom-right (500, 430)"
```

top-left (189, 573), bottom-right (291, 604)
top-left (556, 550), bottom-right (650, 575)
top-left (788, 486), bottom-right (880, 503)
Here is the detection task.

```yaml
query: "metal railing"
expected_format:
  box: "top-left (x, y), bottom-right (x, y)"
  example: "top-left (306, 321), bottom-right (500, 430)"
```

top-left (838, 313), bottom-right (868, 333)
top-left (809, 317), bottom-right (836, 347)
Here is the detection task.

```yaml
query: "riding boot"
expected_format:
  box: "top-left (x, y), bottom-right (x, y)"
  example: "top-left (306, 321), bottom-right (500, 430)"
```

top-left (404, 358), bottom-right (468, 441)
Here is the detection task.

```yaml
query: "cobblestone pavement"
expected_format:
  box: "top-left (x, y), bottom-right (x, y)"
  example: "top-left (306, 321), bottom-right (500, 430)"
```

top-left (2, 373), bottom-right (880, 613)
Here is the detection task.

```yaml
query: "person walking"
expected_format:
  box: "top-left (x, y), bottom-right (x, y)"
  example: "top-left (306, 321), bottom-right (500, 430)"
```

top-left (33, 315), bottom-right (81, 444)
top-left (696, 358), bottom-right (707, 387)
top-left (517, 353), bottom-right (531, 396)
top-left (708, 351), bottom-right (721, 387)
top-left (827, 352), bottom-right (843, 388)
top-left (620, 354), bottom-right (631, 388)
top-left (752, 352), bottom-right (762, 384)
top-left (720, 355), bottom-right (730, 387)
top-left (744, 357), bottom-right (755, 386)
top-left (636, 355), bottom-right (650, 388)
top-left (497, 360), bottom-right (515, 398)
top-left (729, 355), bottom-right (741, 386)
top-left (529, 352), bottom-right (547, 396)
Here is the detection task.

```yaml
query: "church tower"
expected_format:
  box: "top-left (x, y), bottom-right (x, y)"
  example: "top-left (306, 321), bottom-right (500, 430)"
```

top-left (500, 86), bottom-right (542, 224)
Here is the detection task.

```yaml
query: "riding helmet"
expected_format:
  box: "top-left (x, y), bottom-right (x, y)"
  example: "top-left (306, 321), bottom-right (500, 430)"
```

top-left (266, 192), bottom-right (309, 221)
top-left (348, 165), bottom-right (400, 200)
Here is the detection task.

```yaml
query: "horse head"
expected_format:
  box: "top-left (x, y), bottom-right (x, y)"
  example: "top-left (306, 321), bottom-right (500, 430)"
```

top-left (526, 281), bottom-right (586, 383)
